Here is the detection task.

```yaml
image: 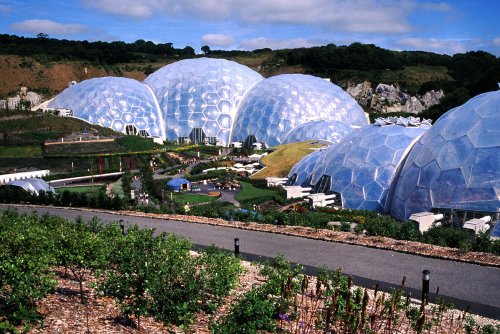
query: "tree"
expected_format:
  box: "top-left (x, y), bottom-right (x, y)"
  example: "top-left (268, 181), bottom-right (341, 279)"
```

top-left (37, 33), bottom-right (49, 39)
top-left (100, 226), bottom-right (157, 330)
top-left (201, 45), bottom-right (211, 55)
top-left (54, 220), bottom-right (106, 303)
top-left (182, 45), bottom-right (195, 56)
top-left (139, 159), bottom-right (154, 195)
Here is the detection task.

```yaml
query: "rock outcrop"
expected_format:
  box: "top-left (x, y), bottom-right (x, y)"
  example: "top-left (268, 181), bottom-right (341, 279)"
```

top-left (347, 81), bottom-right (444, 114)
top-left (0, 88), bottom-right (44, 110)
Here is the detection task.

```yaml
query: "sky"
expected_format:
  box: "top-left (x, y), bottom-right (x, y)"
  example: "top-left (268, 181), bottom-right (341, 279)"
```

top-left (0, 0), bottom-right (499, 56)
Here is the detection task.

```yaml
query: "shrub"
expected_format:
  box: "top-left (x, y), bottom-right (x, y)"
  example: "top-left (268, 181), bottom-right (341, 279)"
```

top-left (423, 226), bottom-right (470, 248)
top-left (211, 288), bottom-right (277, 334)
top-left (197, 246), bottom-right (242, 312)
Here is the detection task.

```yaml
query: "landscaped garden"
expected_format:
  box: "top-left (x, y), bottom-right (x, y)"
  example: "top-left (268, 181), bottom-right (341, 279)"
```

top-left (0, 210), bottom-right (497, 333)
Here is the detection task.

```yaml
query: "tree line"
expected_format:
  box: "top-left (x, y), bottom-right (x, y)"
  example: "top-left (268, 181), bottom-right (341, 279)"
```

top-left (0, 34), bottom-right (196, 64)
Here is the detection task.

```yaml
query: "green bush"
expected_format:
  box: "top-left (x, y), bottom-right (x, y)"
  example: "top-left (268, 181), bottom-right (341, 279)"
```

top-left (423, 226), bottom-right (470, 248)
top-left (211, 288), bottom-right (277, 334)
top-left (212, 255), bottom-right (300, 334)
top-left (0, 211), bottom-right (58, 325)
top-left (197, 246), bottom-right (242, 312)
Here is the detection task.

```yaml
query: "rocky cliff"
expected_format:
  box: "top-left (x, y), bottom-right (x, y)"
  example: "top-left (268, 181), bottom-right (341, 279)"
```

top-left (347, 81), bottom-right (444, 114)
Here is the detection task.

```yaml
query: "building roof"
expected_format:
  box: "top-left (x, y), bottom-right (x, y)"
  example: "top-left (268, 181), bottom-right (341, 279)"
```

top-left (7, 178), bottom-right (55, 195)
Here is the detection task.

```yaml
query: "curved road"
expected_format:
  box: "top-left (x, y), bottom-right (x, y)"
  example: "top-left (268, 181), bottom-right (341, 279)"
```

top-left (2, 204), bottom-right (499, 319)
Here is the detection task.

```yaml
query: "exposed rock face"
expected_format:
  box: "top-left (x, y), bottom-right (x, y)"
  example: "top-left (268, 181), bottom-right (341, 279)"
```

top-left (26, 91), bottom-right (43, 107)
top-left (0, 88), bottom-right (44, 110)
top-left (347, 81), bottom-right (444, 114)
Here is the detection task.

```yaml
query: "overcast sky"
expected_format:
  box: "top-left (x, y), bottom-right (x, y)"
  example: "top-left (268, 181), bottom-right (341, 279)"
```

top-left (1, 0), bottom-right (499, 55)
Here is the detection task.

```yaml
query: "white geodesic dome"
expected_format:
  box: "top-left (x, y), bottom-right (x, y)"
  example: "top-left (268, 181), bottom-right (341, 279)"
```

top-left (49, 77), bottom-right (165, 141)
top-left (145, 58), bottom-right (263, 145)
top-left (390, 91), bottom-right (500, 221)
top-left (281, 119), bottom-right (353, 145)
top-left (287, 149), bottom-right (328, 187)
top-left (309, 118), bottom-right (431, 212)
top-left (231, 74), bottom-right (368, 147)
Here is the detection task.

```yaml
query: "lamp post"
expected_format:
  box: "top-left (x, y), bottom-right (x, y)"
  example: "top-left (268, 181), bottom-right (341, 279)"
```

top-left (422, 270), bottom-right (430, 305)
top-left (234, 238), bottom-right (240, 257)
top-left (119, 219), bottom-right (125, 236)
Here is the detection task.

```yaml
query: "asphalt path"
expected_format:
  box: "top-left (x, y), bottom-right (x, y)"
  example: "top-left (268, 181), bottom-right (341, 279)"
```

top-left (2, 204), bottom-right (499, 319)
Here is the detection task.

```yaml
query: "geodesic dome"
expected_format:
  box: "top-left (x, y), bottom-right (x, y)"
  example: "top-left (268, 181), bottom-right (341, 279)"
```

top-left (145, 58), bottom-right (263, 146)
top-left (281, 120), bottom-right (353, 145)
top-left (390, 91), bottom-right (500, 221)
top-left (231, 74), bottom-right (368, 147)
top-left (7, 178), bottom-right (55, 196)
top-left (49, 77), bottom-right (165, 141)
top-left (310, 117), bottom-right (431, 212)
top-left (287, 148), bottom-right (328, 187)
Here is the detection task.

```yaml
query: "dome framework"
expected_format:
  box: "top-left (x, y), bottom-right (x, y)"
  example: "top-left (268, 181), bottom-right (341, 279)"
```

top-left (390, 91), bottom-right (500, 221)
top-left (49, 77), bottom-right (166, 141)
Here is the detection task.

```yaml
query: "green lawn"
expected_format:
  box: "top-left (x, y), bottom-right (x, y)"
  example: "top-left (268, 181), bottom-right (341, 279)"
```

top-left (56, 185), bottom-right (102, 195)
top-left (234, 181), bottom-right (277, 202)
top-left (171, 192), bottom-right (218, 204)
top-left (0, 145), bottom-right (43, 157)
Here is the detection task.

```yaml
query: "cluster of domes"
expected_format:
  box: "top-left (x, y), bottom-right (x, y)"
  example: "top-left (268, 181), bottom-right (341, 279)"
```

top-left (289, 91), bottom-right (500, 221)
top-left (49, 58), bottom-right (367, 146)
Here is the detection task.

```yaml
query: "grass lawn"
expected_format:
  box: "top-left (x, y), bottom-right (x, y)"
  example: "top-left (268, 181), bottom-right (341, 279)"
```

top-left (56, 185), bottom-right (102, 195)
top-left (171, 192), bottom-right (218, 204)
top-left (234, 181), bottom-right (277, 203)
top-left (252, 141), bottom-right (324, 179)
top-left (0, 145), bottom-right (43, 157)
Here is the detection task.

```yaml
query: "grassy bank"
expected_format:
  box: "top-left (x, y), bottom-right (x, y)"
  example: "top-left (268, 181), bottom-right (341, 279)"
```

top-left (252, 141), bottom-right (323, 179)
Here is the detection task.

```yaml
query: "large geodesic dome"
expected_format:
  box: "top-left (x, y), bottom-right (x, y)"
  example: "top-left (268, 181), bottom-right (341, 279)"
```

top-left (145, 58), bottom-right (263, 146)
top-left (309, 117), bottom-right (431, 212)
top-left (49, 77), bottom-right (165, 141)
top-left (231, 74), bottom-right (368, 147)
top-left (287, 149), bottom-right (328, 187)
top-left (281, 120), bottom-right (353, 145)
top-left (390, 91), bottom-right (500, 221)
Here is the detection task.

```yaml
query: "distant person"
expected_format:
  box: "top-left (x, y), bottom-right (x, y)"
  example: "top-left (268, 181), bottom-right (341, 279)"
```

top-left (184, 202), bottom-right (190, 213)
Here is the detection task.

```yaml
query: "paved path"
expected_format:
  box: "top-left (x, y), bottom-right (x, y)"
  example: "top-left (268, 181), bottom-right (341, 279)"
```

top-left (195, 182), bottom-right (241, 207)
top-left (2, 204), bottom-right (499, 319)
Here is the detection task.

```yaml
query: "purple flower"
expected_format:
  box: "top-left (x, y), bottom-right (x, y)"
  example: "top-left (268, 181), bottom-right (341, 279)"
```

top-left (279, 313), bottom-right (290, 323)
